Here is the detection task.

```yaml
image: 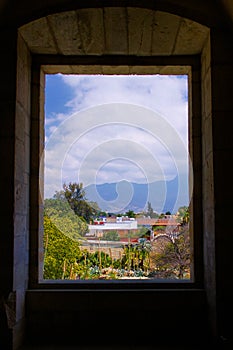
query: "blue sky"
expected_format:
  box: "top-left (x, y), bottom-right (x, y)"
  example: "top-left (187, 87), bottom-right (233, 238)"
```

top-left (44, 74), bottom-right (190, 210)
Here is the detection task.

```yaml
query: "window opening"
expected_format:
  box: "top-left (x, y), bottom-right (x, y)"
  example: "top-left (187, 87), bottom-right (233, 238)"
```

top-left (42, 73), bottom-right (192, 282)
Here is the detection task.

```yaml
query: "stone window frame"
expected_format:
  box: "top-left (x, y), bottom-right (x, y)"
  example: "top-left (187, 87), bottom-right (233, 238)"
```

top-left (29, 54), bottom-right (203, 289)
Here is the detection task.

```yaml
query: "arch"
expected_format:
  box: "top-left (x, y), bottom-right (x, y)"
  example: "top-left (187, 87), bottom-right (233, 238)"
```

top-left (19, 7), bottom-right (209, 56)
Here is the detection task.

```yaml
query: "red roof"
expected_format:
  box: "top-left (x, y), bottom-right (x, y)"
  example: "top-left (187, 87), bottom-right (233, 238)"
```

top-left (136, 218), bottom-right (180, 226)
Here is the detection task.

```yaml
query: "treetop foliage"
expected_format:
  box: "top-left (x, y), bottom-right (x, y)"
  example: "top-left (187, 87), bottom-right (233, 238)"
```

top-left (44, 197), bottom-right (88, 239)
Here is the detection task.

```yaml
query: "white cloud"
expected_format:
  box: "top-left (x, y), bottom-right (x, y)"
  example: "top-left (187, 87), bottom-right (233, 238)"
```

top-left (61, 74), bottom-right (188, 141)
top-left (44, 75), bottom-right (190, 199)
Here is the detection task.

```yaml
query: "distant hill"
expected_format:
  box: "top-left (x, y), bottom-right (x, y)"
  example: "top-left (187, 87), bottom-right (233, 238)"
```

top-left (84, 175), bottom-right (189, 214)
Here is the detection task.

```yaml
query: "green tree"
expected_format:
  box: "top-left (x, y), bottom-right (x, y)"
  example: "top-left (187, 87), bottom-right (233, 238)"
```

top-left (102, 230), bottom-right (120, 241)
top-left (147, 201), bottom-right (154, 218)
top-left (177, 206), bottom-right (189, 225)
top-left (44, 198), bottom-right (88, 239)
top-left (43, 215), bottom-right (83, 279)
top-left (120, 239), bottom-right (152, 273)
top-left (125, 210), bottom-right (136, 218)
top-left (137, 226), bottom-right (149, 238)
top-left (63, 182), bottom-right (98, 222)
top-left (136, 238), bottom-right (152, 271)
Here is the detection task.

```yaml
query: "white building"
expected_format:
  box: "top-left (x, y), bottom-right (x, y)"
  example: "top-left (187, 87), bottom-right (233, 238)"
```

top-left (88, 219), bottom-right (137, 237)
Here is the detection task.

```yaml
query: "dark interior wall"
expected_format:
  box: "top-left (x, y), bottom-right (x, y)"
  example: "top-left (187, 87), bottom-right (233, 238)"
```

top-left (26, 289), bottom-right (209, 346)
top-left (0, 1), bottom-right (233, 349)
top-left (210, 27), bottom-right (233, 342)
top-left (0, 28), bottom-right (18, 349)
top-left (0, 0), bottom-right (231, 28)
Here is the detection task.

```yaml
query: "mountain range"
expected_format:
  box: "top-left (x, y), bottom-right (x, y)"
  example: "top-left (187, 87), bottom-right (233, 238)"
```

top-left (84, 175), bottom-right (189, 214)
